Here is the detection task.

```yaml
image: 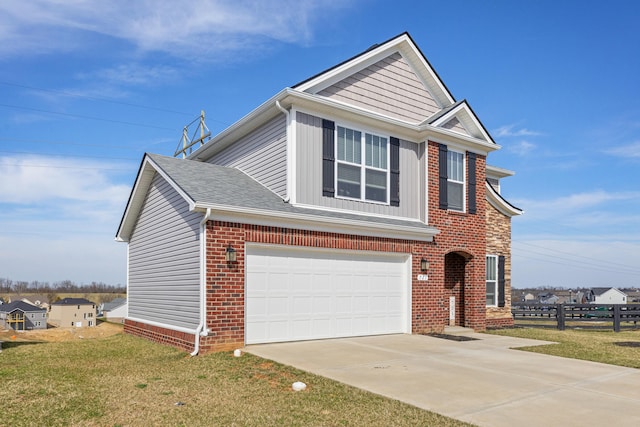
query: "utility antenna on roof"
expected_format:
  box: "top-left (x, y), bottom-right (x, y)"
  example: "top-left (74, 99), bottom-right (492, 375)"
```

top-left (174, 110), bottom-right (211, 158)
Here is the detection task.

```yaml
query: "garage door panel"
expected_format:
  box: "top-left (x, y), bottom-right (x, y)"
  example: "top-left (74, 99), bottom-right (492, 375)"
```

top-left (246, 246), bottom-right (409, 344)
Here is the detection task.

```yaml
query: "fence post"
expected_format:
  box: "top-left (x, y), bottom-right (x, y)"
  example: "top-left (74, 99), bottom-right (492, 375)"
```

top-left (613, 305), bottom-right (621, 332)
top-left (557, 304), bottom-right (565, 331)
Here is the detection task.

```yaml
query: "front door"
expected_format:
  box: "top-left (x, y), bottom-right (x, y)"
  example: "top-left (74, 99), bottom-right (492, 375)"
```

top-left (444, 252), bottom-right (468, 327)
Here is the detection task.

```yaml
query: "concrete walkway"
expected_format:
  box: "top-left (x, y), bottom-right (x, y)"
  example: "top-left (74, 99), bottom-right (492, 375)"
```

top-left (246, 332), bottom-right (640, 427)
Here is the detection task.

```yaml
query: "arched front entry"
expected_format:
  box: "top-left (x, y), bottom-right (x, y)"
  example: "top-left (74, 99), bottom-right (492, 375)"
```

top-left (444, 251), bottom-right (473, 327)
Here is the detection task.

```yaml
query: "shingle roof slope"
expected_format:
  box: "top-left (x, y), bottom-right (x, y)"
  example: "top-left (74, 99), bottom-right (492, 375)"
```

top-left (52, 298), bottom-right (95, 306)
top-left (148, 154), bottom-right (438, 232)
top-left (0, 301), bottom-right (46, 313)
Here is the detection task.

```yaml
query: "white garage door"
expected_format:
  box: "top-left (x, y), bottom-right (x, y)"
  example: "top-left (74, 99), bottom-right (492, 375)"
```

top-left (246, 245), bottom-right (409, 344)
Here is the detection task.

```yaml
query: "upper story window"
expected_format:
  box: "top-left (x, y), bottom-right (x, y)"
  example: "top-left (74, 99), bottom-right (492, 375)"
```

top-left (447, 150), bottom-right (465, 211)
top-left (336, 125), bottom-right (388, 203)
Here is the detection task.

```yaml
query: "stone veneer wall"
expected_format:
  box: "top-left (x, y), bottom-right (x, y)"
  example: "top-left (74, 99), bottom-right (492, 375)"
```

top-left (485, 201), bottom-right (514, 327)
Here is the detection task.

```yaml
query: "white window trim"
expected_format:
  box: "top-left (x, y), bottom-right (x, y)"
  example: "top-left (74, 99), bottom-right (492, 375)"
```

top-left (486, 254), bottom-right (498, 307)
top-left (447, 148), bottom-right (466, 212)
top-left (335, 124), bottom-right (391, 205)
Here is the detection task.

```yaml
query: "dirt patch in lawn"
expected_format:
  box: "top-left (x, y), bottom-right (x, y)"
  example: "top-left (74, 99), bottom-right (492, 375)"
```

top-left (0, 321), bottom-right (122, 343)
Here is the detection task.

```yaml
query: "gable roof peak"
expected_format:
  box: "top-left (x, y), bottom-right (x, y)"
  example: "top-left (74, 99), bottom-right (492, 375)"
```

top-left (293, 32), bottom-right (455, 107)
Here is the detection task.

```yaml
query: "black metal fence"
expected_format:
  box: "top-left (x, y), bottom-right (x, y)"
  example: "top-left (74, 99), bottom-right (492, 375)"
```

top-left (512, 303), bottom-right (640, 332)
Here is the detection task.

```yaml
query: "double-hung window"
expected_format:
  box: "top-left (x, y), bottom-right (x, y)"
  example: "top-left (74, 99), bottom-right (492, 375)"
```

top-left (486, 255), bottom-right (498, 306)
top-left (336, 125), bottom-right (388, 203)
top-left (447, 150), bottom-right (464, 211)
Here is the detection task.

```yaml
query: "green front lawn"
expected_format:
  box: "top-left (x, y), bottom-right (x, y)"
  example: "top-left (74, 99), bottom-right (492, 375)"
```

top-left (0, 328), bottom-right (471, 427)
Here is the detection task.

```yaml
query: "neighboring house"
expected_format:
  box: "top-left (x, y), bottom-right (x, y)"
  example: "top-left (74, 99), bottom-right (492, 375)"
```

top-left (538, 292), bottom-right (559, 304)
top-left (101, 298), bottom-right (127, 323)
top-left (48, 298), bottom-right (97, 328)
top-left (0, 301), bottom-right (47, 330)
top-left (586, 288), bottom-right (627, 304)
top-left (20, 295), bottom-right (50, 310)
top-left (623, 289), bottom-right (640, 303)
top-left (116, 32), bottom-right (522, 354)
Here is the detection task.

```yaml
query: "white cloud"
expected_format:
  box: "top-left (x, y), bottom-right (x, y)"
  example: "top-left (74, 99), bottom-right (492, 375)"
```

top-left (507, 140), bottom-right (536, 156)
top-left (493, 124), bottom-right (542, 138)
top-left (605, 141), bottom-right (640, 158)
top-left (75, 64), bottom-right (182, 87)
top-left (0, 154), bottom-right (132, 284)
top-left (0, 0), bottom-right (353, 59)
top-left (0, 155), bottom-right (130, 205)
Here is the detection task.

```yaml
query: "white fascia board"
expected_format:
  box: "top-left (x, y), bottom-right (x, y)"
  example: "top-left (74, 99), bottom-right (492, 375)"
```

top-left (397, 36), bottom-right (455, 106)
top-left (115, 156), bottom-right (155, 242)
top-left (295, 34), bottom-right (454, 108)
top-left (115, 156), bottom-right (196, 242)
top-left (486, 182), bottom-right (523, 217)
top-left (486, 165), bottom-right (515, 179)
top-left (194, 203), bottom-right (439, 242)
top-left (295, 35), bottom-right (412, 94)
top-left (430, 101), bottom-right (495, 144)
top-left (187, 89), bottom-right (291, 162)
top-left (289, 91), bottom-right (499, 154)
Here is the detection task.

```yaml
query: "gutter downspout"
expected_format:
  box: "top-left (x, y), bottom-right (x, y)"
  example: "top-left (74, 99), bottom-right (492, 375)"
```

top-left (275, 100), bottom-right (291, 202)
top-left (191, 208), bottom-right (212, 356)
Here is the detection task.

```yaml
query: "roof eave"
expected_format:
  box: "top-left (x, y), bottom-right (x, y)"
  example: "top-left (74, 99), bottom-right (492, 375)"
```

top-left (486, 182), bottom-right (523, 217)
top-left (195, 202), bottom-right (439, 242)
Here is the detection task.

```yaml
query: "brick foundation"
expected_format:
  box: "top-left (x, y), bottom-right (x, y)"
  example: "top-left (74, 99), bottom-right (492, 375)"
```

top-left (124, 319), bottom-right (196, 353)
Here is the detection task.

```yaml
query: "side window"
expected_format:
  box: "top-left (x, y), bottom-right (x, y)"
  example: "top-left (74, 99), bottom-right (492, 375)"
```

top-left (486, 255), bottom-right (497, 306)
top-left (447, 150), bottom-right (465, 211)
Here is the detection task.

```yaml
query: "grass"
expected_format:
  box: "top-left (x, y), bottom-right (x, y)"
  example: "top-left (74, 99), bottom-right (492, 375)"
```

top-left (0, 327), bottom-right (471, 427)
top-left (486, 327), bottom-right (640, 368)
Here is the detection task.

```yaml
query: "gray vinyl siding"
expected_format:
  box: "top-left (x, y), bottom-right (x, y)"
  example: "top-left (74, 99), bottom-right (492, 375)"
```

top-left (442, 117), bottom-right (470, 136)
top-left (318, 52), bottom-right (439, 124)
top-left (207, 116), bottom-right (287, 198)
top-left (296, 111), bottom-right (422, 219)
top-left (128, 173), bottom-right (202, 330)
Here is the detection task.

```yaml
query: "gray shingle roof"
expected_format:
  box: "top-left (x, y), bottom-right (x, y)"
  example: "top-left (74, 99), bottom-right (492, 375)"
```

top-left (0, 301), bottom-right (46, 313)
top-left (147, 153), bottom-right (438, 234)
top-left (52, 298), bottom-right (95, 306)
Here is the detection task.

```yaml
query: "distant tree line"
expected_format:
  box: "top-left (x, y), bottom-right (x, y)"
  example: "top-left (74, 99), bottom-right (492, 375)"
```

top-left (0, 278), bottom-right (125, 294)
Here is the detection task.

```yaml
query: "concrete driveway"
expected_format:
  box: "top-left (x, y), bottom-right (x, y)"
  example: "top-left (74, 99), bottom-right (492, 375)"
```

top-left (246, 332), bottom-right (640, 427)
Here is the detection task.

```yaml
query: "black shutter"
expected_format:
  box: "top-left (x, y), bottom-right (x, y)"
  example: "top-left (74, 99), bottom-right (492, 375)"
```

top-left (468, 152), bottom-right (476, 214)
top-left (390, 137), bottom-right (400, 207)
top-left (438, 143), bottom-right (448, 210)
top-left (498, 255), bottom-right (506, 307)
top-left (322, 119), bottom-right (335, 197)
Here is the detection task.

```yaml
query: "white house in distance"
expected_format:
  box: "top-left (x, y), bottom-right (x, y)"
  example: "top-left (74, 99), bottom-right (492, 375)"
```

top-left (587, 287), bottom-right (627, 304)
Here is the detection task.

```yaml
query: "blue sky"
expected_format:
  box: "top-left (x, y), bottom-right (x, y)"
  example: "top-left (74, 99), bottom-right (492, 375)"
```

top-left (1, 0), bottom-right (639, 289)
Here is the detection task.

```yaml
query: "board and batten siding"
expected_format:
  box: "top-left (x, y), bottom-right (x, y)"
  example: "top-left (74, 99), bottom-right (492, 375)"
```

top-left (318, 52), bottom-right (440, 124)
top-left (296, 111), bottom-right (423, 219)
top-left (128, 173), bottom-right (202, 330)
top-left (207, 115), bottom-right (287, 198)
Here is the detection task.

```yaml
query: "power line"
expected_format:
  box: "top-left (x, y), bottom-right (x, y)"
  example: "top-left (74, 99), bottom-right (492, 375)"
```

top-left (0, 80), bottom-right (193, 116)
top-left (0, 137), bottom-right (157, 151)
top-left (0, 103), bottom-right (177, 131)
top-left (0, 161), bottom-right (133, 171)
top-left (0, 150), bottom-right (139, 162)
top-left (513, 240), bottom-right (640, 274)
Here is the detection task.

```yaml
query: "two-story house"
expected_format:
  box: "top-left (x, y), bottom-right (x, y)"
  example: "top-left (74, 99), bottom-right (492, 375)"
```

top-left (48, 298), bottom-right (97, 328)
top-left (116, 32), bottom-right (522, 354)
top-left (0, 301), bottom-right (47, 330)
